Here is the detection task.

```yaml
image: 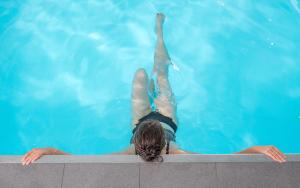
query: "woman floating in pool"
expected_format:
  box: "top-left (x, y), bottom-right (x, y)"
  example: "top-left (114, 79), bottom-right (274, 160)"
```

top-left (22, 13), bottom-right (286, 165)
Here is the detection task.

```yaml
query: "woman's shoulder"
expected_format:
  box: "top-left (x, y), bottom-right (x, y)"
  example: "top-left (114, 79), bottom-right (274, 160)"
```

top-left (169, 141), bottom-right (178, 149)
top-left (125, 144), bottom-right (135, 155)
top-left (169, 141), bottom-right (183, 154)
top-left (169, 142), bottom-right (197, 154)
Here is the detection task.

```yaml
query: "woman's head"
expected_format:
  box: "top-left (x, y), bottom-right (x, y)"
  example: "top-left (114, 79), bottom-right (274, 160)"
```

top-left (133, 119), bottom-right (166, 162)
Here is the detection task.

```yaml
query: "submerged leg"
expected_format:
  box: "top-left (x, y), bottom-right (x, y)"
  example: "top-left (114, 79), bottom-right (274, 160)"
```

top-left (131, 68), bottom-right (152, 128)
top-left (152, 13), bottom-right (178, 124)
top-left (152, 13), bottom-right (171, 76)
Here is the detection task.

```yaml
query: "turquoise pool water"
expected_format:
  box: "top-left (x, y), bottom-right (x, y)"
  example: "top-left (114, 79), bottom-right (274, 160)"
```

top-left (1, 0), bottom-right (300, 155)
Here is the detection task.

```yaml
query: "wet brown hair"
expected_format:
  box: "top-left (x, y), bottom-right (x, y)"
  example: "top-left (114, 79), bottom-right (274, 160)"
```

top-left (133, 119), bottom-right (166, 162)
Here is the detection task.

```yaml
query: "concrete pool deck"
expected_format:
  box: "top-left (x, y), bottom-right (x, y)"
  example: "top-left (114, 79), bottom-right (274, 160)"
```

top-left (0, 154), bottom-right (300, 188)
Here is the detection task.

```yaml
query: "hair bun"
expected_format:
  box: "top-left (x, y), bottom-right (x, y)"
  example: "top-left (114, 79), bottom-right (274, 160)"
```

top-left (143, 144), bottom-right (162, 161)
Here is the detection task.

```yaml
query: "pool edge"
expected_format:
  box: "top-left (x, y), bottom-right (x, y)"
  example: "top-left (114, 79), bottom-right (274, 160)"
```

top-left (1, 154), bottom-right (300, 163)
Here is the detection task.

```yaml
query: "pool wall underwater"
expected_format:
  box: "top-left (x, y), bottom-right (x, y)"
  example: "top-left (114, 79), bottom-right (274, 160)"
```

top-left (1, 154), bottom-right (300, 188)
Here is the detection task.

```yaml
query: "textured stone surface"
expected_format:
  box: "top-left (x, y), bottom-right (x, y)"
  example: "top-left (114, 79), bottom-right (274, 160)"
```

top-left (0, 155), bottom-right (299, 188)
top-left (0, 163), bottom-right (64, 188)
top-left (140, 162), bottom-right (218, 188)
top-left (62, 163), bottom-right (139, 188)
top-left (216, 162), bottom-right (300, 188)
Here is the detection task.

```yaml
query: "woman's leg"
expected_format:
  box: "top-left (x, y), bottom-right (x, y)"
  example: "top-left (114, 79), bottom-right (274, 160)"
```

top-left (152, 13), bottom-right (178, 124)
top-left (131, 68), bottom-right (152, 128)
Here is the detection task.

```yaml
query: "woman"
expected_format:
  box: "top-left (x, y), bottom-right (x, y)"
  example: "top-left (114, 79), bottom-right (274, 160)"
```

top-left (22, 13), bottom-right (286, 165)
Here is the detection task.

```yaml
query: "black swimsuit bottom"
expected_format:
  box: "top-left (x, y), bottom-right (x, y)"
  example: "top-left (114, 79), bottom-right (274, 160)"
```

top-left (130, 111), bottom-right (177, 144)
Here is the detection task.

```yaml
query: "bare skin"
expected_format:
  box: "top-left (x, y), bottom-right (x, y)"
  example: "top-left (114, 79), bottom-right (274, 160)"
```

top-left (21, 13), bottom-right (287, 166)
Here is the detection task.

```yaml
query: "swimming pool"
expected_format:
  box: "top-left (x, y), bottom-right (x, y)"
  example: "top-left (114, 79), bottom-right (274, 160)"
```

top-left (0, 0), bottom-right (300, 155)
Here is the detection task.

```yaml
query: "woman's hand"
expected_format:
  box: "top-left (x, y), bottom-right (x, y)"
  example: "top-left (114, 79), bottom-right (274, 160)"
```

top-left (252, 146), bottom-right (287, 163)
top-left (22, 147), bottom-right (70, 165)
top-left (22, 148), bottom-right (49, 166)
top-left (237, 145), bottom-right (286, 163)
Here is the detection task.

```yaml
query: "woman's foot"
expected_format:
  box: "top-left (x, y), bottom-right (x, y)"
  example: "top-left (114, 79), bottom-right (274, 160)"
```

top-left (155, 13), bottom-right (165, 37)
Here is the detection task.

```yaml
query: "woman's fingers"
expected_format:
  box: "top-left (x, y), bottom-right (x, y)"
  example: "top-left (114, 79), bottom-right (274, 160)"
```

top-left (273, 147), bottom-right (287, 160)
top-left (22, 151), bottom-right (34, 165)
top-left (274, 151), bottom-right (285, 162)
top-left (271, 147), bottom-right (286, 162)
top-left (264, 148), bottom-right (277, 162)
top-left (22, 150), bottom-right (34, 163)
top-left (265, 151), bottom-right (278, 162)
top-left (22, 150), bottom-right (43, 166)
top-left (266, 150), bottom-right (281, 163)
top-left (24, 153), bottom-right (35, 165)
top-left (31, 153), bottom-right (42, 162)
top-left (266, 147), bottom-right (286, 163)
top-left (270, 149), bottom-right (283, 163)
top-left (23, 157), bottom-right (31, 166)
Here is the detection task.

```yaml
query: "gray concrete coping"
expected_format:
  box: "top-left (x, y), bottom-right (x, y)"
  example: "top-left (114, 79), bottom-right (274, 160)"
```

top-left (1, 154), bottom-right (300, 163)
top-left (1, 154), bottom-right (300, 188)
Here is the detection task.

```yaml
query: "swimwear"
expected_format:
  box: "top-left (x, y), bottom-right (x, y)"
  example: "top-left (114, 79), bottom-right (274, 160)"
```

top-left (130, 111), bottom-right (177, 154)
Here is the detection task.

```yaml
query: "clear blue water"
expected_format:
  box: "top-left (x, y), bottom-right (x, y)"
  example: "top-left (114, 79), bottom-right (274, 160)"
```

top-left (1, 0), bottom-right (300, 155)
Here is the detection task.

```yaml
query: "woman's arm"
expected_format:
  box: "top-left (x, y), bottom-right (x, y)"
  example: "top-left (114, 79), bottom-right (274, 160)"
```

top-left (174, 146), bottom-right (287, 163)
top-left (22, 147), bottom-right (70, 166)
top-left (22, 145), bottom-right (135, 166)
top-left (173, 148), bottom-right (199, 154)
top-left (110, 145), bottom-right (135, 155)
top-left (235, 145), bottom-right (286, 163)
top-left (109, 148), bottom-right (132, 155)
